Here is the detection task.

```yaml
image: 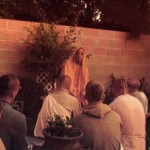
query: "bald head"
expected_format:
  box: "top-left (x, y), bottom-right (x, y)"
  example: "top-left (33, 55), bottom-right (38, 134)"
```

top-left (127, 79), bottom-right (141, 93)
top-left (85, 80), bottom-right (104, 103)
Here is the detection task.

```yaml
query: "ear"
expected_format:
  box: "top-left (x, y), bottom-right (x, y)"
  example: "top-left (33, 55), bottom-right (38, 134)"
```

top-left (100, 93), bottom-right (105, 101)
top-left (10, 90), bottom-right (18, 99)
top-left (123, 83), bottom-right (128, 94)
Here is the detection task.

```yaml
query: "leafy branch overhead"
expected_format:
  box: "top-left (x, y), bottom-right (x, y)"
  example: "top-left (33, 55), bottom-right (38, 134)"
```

top-left (23, 23), bottom-right (80, 82)
top-left (0, 0), bottom-right (150, 35)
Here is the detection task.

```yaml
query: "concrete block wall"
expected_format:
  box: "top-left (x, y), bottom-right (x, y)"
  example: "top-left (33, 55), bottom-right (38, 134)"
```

top-left (0, 19), bottom-right (150, 87)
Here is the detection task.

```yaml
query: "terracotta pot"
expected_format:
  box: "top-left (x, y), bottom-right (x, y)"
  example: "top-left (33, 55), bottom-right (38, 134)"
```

top-left (42, 128), bottom-right (83, 150)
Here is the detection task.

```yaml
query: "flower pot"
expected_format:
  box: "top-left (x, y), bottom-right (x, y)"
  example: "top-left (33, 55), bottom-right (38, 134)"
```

top-left (42, 128), bottom-right (83, 150)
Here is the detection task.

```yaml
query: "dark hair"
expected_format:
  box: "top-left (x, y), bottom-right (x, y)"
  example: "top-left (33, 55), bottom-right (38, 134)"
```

top-left (0, 74), bottom-right (19, 97)
top-left (127, 79), bottom-right (141, 93)
top-left (0, 75), bottom-right (9, 96)
top-left (85, 80), bottom-right (104, 102)
top-left (111, 79), bottom-right (128, 97)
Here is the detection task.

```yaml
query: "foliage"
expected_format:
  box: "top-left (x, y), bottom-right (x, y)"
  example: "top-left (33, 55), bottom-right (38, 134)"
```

top-left (23, 23), bottom-right (79, 87)
top-left (100, 0), bottom-right (150, 36)
top-left (0, 0), bottom-right (150, 35)
top-left (0, 0), bottom-right (85, 24)
top-left (47, 115), bottom-right (81, 137)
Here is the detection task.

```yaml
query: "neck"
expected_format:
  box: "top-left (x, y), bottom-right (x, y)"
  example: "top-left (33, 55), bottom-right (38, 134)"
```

top-left (0, 96), bottom-right (12, 105)
top-left (57, 87), bottom-right (69, 93)
top-left (88, 101), bottom-right (100, 105)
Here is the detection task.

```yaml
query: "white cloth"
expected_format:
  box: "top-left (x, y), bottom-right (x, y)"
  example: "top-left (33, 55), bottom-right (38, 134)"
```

top-left (34, 95), bottom-right (71, 138)
top-left (34, 91), bottom-right (80, 138)
top-left (131, 91), bottom-right (148, 114)
top-left (138, 91), bottom-right (148, 113)
top-left (120, 144), bottom-right (124, 150)
top-left (110, 94), bottom-right (146, 150)
top-left (50, 90), bottom-right (80, 117)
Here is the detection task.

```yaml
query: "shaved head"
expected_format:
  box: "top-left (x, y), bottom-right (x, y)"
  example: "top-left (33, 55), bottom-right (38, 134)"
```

top-left (127, 79), bottom-right (141, 93)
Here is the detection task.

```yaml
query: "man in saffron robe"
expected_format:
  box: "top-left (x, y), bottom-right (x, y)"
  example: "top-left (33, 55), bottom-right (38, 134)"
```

top-left (61, 48), bottom-right (89, 106)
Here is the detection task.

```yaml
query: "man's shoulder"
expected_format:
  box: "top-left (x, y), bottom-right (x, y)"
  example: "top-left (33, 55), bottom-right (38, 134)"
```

top-left (51, 91), bottom-right (78, 101)
top-left (109, 110), bottom-right (121, 119)
top-left (13, 109), bottom-right (25, 118)
top-left (67, 93), bottom-right (78, 101)
top-left (111, 94), bottom-right (132, 103)
top-left (4, 105), bottom-right (25, 121)
top-left (110, 94), bottom-right (143, 108)
top-left (2, 106), bottom-right (26, 130)
top-left (109, 95), bottom-right (127, 108)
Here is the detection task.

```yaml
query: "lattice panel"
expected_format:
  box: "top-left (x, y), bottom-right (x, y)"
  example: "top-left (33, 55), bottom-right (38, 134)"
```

top-left (36, 72), bottom-right (52, 92)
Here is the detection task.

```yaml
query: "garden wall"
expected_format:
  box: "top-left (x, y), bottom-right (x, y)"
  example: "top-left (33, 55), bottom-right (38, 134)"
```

top-left (0, 19), bottom-right (150, 87)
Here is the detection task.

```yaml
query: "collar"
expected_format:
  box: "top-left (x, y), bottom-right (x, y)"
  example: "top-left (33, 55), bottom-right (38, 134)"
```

top-left (1, 100), bottom-right (11, 105)
top-left (54, 88), bottom-right (70, 94)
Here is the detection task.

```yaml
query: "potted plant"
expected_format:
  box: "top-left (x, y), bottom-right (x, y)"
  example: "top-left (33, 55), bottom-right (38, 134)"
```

top-left (23, 23), bottom-right (79, 91)
top-left (42, 115), bottom-right (83, 150)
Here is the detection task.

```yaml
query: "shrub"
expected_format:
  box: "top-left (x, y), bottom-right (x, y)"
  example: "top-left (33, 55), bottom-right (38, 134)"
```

top-left (23, 23), bottom-right (79, 89)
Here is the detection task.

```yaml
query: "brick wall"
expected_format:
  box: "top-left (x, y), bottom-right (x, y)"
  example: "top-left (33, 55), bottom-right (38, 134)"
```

top-left (0, 19), bottom-right (150, 87)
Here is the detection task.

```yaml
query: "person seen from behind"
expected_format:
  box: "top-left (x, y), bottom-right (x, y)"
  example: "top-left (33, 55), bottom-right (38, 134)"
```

top-left (0, 74), bottom-right (28, 150)
top-left (110, 79), bottom-right (145, 150)
top-left (127, 78), bottom-right (148, 114)
top-left (74, 80), bottom-right (122, 150)
top-left (34, 75), bottom-right (80, 138)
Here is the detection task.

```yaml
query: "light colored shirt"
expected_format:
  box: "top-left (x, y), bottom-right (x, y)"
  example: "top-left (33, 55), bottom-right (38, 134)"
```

top-left (50, 90), bottom-right (80, 117)
top-left (34, 91), bottom-right (80, 138)
top-left (132, 91), bottom-right (148, 113)
top-left (110, 94), bottom-right (146, 150)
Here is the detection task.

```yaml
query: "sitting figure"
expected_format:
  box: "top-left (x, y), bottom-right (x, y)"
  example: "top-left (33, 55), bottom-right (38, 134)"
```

top-left (110, 79), bottom-right (145, 150)
top-left (73, 80), bottom-right (122, 150)
top-left (127, 78), bottom-right (148, 113)
top-left (0, 101), bottom-right (5, 150)
top-left (0, 74), bottom-right (28, 150)
top-left (34, 75), bottom-right (80, 138)
top-left (61, 47), bottom-right (89, 106)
